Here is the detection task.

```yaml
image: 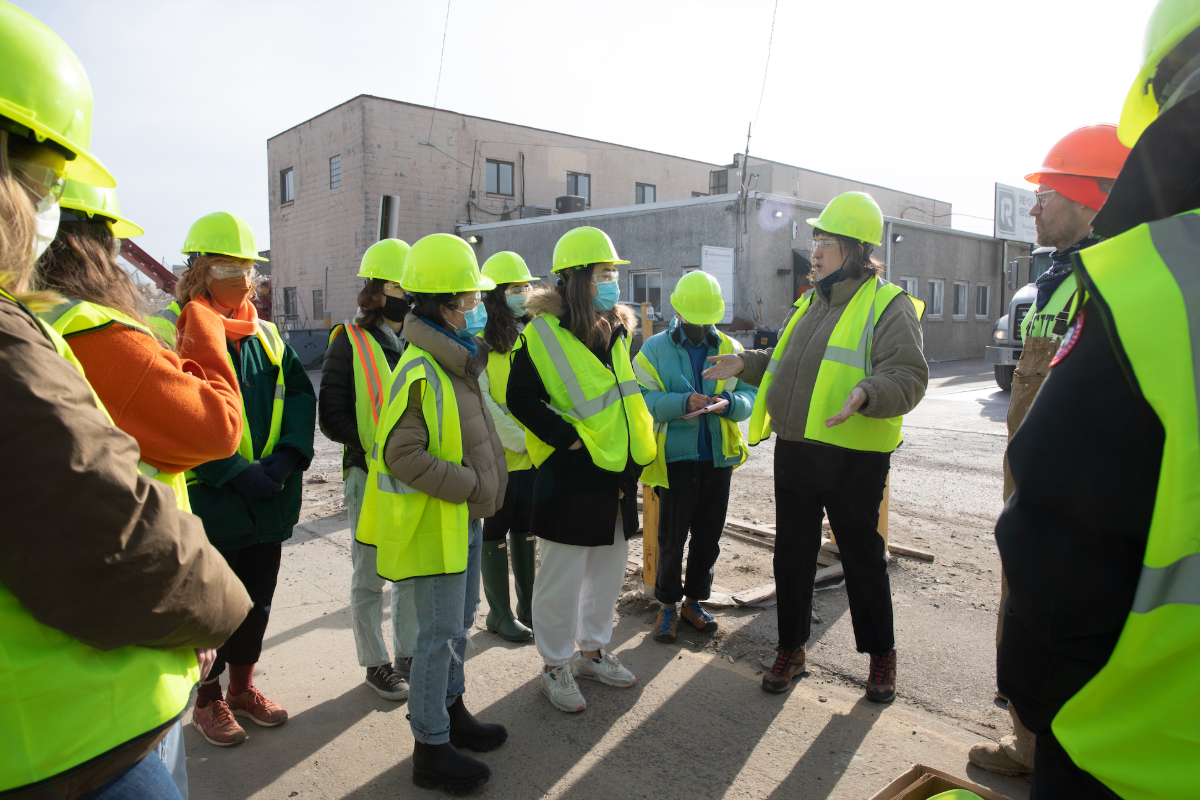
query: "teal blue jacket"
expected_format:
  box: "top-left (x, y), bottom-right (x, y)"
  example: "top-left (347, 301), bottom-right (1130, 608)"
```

top-left (637, 318), bottom-right (756, 468)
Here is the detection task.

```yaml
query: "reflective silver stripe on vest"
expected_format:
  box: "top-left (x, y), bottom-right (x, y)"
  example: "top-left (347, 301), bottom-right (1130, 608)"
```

top-left (137, 461), bottom-right (160, 478)
top-left (498, 402), bottom-right (510, 414)
top-left (386, 355), bottom-right (446, 447)
top-left (1150, 213), bottom-right (1200, 444)
top-left (377, 471), bottom-right (420, 495)
top-left (274, 384), bottom-right (284, 401)
top-left (1132, 552), bottom-right (1200, 613)
top-left (822, 282), bottom-right (879, 375)
top-left (530, 316), bottom-right (630, 420)
top-left (41, 297), bottom-right (84, 327)
top-left (631, 359), bottom-right (658, 390)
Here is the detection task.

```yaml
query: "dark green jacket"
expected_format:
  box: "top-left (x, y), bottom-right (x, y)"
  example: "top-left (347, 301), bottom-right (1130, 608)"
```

top-left (188, 331), bottom-right (316, 552)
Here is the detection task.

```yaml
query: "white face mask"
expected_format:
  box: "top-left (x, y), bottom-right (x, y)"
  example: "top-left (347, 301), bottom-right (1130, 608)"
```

top-left (32, 195), bottom-right (60, 261)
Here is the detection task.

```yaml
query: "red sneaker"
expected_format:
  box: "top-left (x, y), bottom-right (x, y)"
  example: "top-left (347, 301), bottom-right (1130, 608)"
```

top-left (226, 686), bottom-right (289, 727)
top-left (192, 699), bottom-right (247, 746)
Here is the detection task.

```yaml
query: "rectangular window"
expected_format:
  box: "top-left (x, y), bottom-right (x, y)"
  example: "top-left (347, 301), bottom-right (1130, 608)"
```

top-left (313, 289), bottom-right (324, 320)
top-left (283, 286), bottom-right (298, 316)
top-left (329, 155), bottom-right (341, 189)
top-left (486, 159), bottom-right (514, 196)
top-left (631, 271), bottom-right (662, 310)
top-left (953, 282), bottom-right (969, 317)
top-left (976, 284), bottom-right (990, 318)
top-left (897, 276), bottom-right (918, 297)
top-left (709, 170), bottom-right (728, 195)
top-left (280, 168), bottom-right (294, 204)
top-left (567, 172), bottom-right (591, 205)
top-left (636, 183), bottom-right (656, 204)
top-left (927, 279), bottom-right (944, 317)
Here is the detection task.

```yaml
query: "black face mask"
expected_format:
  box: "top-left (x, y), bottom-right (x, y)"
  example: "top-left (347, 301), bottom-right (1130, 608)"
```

top-left (381, 295), bottom-right (410, 323)
top-left (681, 322), bottom-right (708, 345)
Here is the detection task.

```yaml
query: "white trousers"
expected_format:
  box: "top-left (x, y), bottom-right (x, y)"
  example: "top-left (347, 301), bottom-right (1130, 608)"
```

top-left (532, 523), bottom-right (629, 666)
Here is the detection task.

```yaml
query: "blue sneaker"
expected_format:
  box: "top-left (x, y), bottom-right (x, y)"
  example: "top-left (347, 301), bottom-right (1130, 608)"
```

top-left (681, 601), bottom-right (718, 633)
top-left (653, 606), bottom-right (678, 643)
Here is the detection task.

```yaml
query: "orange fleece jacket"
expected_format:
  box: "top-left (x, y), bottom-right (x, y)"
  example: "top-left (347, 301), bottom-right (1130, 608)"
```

top-left (67, 301), bottom-right (243, 474)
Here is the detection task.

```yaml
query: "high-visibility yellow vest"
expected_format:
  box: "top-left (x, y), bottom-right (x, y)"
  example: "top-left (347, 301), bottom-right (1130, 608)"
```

top-left (40, 298), bottom-right (191, 511)
top-left (328, 323), bottom-right (393, 459)
top-left (1047, 210), bottom-right (1200, 800)
top-left (355, 344), bottom-right (468, 581)
top-left (147, 300), bottom-right (181, 345)
top-left (0, 288), bottom-right (199, 794)
top-left (748, 277), bottom-right (924, 453)
top-left (485, 348), bottom-right (534, 472)
top-left (633, 330), bottom-right (748, 488)
top-left (1021, 277), bottom-right (1077, 341)
top-left (518, 314), bottom-right (656, 472)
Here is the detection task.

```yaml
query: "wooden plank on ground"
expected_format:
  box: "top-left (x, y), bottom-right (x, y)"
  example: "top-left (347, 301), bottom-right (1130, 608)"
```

top-left (732, 583), bottom-right (777, 605)
top-left (722, 527), bottom-right (774, 549)
top-left (888, 543), bottom-right (935, 562)
top-left (814, 563), bottom-right (844, 583)
top-left (725, 518), bottom-right (777, 538)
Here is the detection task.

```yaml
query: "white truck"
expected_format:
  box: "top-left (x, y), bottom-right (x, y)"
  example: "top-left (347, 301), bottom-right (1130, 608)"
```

top-left (984, 246), bottom-right (1054, 391)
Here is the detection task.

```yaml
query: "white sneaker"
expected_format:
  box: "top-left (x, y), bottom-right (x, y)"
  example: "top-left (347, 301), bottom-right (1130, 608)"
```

top-left (572, 649), bottom-right (637, 688)
top-left (541, 665), bottom-right (587, 713)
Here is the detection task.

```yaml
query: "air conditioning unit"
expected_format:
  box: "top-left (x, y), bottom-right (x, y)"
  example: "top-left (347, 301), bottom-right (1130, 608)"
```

top-left (556, 195), bottom-right (586, 214)
top-left (521, 205), bottom-right (553, 219)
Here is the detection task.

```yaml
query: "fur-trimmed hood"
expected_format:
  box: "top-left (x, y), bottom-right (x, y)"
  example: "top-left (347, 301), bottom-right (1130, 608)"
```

top-left (523, 285), bottom-right (639, 335)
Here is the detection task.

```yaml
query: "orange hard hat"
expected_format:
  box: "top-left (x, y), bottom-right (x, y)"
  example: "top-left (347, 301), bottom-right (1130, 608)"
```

top-left (1024, 123), bottom-right (1131, 184)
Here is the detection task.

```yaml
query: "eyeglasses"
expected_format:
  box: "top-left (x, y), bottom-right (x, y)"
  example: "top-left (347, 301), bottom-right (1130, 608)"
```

top-left (209, 265), bottom-right (258, 280)
top-left (505, 284), bottom-right (534, 295)
top-left (449, 291), bottom-right (482, 311)
top-left (10, 158), bottom-right (65, 202)
top-left (591, 270), bottom-right (619, 284)
top-left (811, 239), bottom-right (838, 252)
top-left (1034, 190), bottom-right (1057, 209)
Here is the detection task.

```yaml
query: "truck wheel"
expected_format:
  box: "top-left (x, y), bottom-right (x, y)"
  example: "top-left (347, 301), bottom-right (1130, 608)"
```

top-left (995, 365), bottom-right (1015, 392)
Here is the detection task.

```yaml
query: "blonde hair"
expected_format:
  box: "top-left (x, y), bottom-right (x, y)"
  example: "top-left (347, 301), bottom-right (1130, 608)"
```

top-left (175, 254), bottom-right (256, 304)
top-left (0, 130), bottom-right (60, 310)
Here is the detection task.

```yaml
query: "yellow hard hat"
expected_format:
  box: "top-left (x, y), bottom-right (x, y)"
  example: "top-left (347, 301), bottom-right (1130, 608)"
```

top-left (60, 180), bottom-right (144, 238)
top-left (670, 270), bottom-right (725, 325)
top-left (181, 212), bottom-right (268, 261)
top-left (551, 226), bottom-right (630, 273)
top-left (807, 192), bottom-right (884, 246)
top-left (927, 791), bottom-right (984, 800)
top-left (0, 3), bottom-right (114, 187)
top-left (359, 239), bottom-right (410, 281)
top-left (482, 251), bottom-right (535, 285)
top-left (1119, 0), bottom-right (1200, 146)
top-left (401, 233), bottom-right (496, 294)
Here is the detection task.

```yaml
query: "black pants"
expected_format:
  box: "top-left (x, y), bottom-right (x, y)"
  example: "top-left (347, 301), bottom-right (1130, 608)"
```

top-left (483, 467), bottom-right (536, 542)
top-left (210, 542), bottom-right (282, 678)
top-left (1030, 731), bottom-right (1122, 800)
top-left (654, 461), bottom-right (732, 605)
top-left (774, 439), bottom-right (893, 653)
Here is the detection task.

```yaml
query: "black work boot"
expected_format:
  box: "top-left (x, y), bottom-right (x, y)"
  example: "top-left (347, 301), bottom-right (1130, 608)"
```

top-left (411, 740), bottom-right (490, 793)
top-left (509, 532), bottom-right (537, 628)
top-left (447, 694), bottom-right (508, 752)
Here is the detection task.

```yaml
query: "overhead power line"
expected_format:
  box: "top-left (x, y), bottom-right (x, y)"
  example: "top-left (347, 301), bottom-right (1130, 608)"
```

top-left (426, 0), bottom-right (453, 143)
top-left (754, 0), bottom-right (779, 128)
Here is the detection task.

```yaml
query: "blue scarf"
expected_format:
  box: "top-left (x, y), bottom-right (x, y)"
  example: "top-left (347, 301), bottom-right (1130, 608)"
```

top-left (1035, 233), bottom-right (1100, 310)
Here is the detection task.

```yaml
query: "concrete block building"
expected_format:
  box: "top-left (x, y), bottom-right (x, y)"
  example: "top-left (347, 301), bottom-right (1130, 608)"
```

top-left (266, 95), bottom-right (952, 328)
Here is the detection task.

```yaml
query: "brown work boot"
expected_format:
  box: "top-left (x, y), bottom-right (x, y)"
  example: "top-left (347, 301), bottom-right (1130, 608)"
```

top-left (227, 686), bottom-right (289, 727)
top-left (866, 649), bottom-right (897, 703)
top-left (761, 646), bottom-right (806, 693)
top-left (191, 699), bottom-right (247, 747)
top-left (652, 605), bottom-right (678, 643)
top-left (968, 737), bottom-right (1034, 776)
top-left (681, 601), bottom-right (718, 633)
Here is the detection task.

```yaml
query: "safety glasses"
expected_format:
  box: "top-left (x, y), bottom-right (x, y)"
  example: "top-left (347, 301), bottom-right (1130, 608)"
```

top-left (811, 239), bottom-right (838, 252)
top-left (449, 291), bottom-right (482, 311)
top-left (383, 281), bottom-right (404, 293)
top-left (590, 270), bottom-right (619, 284)
top-left (1034, 190), bottom-right (1057, 209)
top-left (9, 158), bottom-right (65, 202)
top-left (209, 265), bottom-right (258, 280)
top-left (505, 284), bottom-right (535, 295)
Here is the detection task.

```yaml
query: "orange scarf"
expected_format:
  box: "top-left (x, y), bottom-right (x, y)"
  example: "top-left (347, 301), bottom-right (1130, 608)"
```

top-left (192, 295), bottom-right (259, 342)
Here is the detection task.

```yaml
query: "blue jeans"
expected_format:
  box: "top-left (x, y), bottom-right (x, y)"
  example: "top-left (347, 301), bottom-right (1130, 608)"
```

top-left (81, 752), bottom-right (181, 800)
top-left (155, 719), bottom-right (187, 798)
top-left (408, 519), bottom-right (482, 744)
top-left (344, 467), bottom-right (418, 665)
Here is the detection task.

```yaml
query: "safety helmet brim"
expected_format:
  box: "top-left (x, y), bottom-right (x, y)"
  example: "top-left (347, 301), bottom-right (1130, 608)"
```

top-left (1119, 6), bottom-right (1200, 147)
top-left (1, 103), bottom-right (115, 188)
top-left (806, 217), bottom-right (883, 247)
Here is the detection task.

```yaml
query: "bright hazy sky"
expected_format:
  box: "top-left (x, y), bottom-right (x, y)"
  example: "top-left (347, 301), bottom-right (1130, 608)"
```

top-left (24, 0), bottom-right (1156, 269)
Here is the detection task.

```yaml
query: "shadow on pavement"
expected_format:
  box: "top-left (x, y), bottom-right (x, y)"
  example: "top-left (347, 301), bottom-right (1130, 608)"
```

top-left (260, 602), bottom-right (351, 651)
top-left (765, 697), bottom-right (881, 799)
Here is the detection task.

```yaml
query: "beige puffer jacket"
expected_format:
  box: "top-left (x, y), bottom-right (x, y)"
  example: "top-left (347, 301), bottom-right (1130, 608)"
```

top-left (382, 313), bottom-right (507, 519)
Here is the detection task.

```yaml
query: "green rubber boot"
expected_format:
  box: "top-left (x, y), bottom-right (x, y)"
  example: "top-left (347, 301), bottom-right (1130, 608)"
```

top-left (509, 533), bottom-right (537, 628)
top-left (481, 540), bottom-right (532, 642)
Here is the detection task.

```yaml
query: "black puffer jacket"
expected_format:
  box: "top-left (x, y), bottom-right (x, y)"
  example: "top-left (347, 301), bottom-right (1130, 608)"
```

top-left (318, 322), bottom-right (404, 472)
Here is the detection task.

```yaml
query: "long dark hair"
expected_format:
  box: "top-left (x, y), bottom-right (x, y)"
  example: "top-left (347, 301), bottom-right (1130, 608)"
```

top-left (558, 265), bottom-right (620, 350)
top-left (356, 278), bottom-right (386, 329)
top-left (812, 228), bottom-right (884, 282)
top-left (483, 282), bottom-right (530, 354)
top-left (409, 291), bottom-right (456, 332)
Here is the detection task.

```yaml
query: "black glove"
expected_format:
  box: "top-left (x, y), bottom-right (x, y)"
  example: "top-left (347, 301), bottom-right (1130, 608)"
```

top-left (259, 448), bottom-right (301, 485)
top-left (229, 463), bottom-right (284, 498)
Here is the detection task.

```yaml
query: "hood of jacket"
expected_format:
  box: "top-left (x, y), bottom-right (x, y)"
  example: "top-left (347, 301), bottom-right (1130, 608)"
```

top-left (401, 312), bottom-right (484, 379)
top-left (523, 285), bottom-right (639, 335)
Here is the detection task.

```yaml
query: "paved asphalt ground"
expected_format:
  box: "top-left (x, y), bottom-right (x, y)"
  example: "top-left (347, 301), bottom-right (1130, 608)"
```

top-left (187, 359), bottom-right (1030, 800)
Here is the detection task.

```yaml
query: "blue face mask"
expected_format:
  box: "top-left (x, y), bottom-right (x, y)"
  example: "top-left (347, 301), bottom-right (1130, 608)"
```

top-left (506, 293), bottom-right (529, 316)
top-left (591, 280), bottom-right (619, 311)
top-left (455, 303), bottom-right (488, 338)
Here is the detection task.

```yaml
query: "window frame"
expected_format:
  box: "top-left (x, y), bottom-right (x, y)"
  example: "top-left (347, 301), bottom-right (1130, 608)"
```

top-left (280, 168), bottom-right (294, 205)
top-left (283, 286), bottom-right (298, 316)
top-left (313, 289), bottom-right (324, 321)
top-left (566, 172), bottom-right (591, 205)
top-left (329, 155), bottom-right (341, 190)
top-left (927, 279), bottom-right (945, 318)
top-left (629, 269), bottom-right (663, 310)
top-left (709, 170), bottom-right (728, 195)
top-left (976, 284), bottom-right (991, 319)
top-left (897, 276), bottom-right (918, 297)
top-left (635, 183), bottom-right (656, 205)
top-left (486, 159), bottom-right (514, 197)
top-left (952, 281), bottom-right (969, 319)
